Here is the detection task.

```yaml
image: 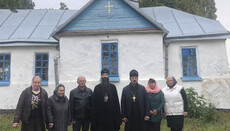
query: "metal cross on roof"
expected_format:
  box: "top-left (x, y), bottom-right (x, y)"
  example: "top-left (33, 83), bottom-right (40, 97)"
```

top-left (105, 1), bottom-right (114, 14)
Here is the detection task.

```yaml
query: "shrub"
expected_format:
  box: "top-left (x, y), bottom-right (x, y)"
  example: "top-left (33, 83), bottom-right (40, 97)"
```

top-left (185, 87), bottom-right (216, 122)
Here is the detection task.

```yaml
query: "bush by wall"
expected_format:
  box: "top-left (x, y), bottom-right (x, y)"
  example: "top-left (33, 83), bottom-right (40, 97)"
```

top-left (185, 87), bottom-right (216, 122)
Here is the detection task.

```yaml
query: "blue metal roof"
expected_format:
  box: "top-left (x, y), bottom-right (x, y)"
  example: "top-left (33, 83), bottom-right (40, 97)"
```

top-left (0, 9), bottom-right (77, 46)
top-left (140, 6), bottom-right (230, 41)
top-left (0, 5), bottom-right (229, 45)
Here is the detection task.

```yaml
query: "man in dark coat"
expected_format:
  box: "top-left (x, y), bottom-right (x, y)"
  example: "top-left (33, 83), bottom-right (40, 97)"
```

top-left (121, 69), bottom-right (150, 131)
top-left (69, 76), bottom-right (92, 131)
top-left (91, 68), bottom-right (121, 131)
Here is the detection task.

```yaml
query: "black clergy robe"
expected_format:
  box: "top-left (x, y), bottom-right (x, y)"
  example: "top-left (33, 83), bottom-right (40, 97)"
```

top-left (91, 83), bottom-right (121, 131)
top-left (121, 83), bottom-right (149, 131)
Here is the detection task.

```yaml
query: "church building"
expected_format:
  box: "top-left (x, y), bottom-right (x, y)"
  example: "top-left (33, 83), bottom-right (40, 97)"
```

top-left (0, 0), bottom-right (230, 110)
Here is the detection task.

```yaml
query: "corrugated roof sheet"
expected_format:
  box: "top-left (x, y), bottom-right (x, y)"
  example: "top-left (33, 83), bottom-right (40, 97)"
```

top-left (140, 6), bottom-right (230, 39)
top-left (0, 9), bottom-right (77, 45)
top-left (0, 6), bottom-right (229, 45)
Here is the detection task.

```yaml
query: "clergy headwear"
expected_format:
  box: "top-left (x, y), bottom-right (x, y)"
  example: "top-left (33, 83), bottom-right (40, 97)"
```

top-left (101, 68), bottom-right (109, 75)
top-left (129, 69), bottom-right (138, 77)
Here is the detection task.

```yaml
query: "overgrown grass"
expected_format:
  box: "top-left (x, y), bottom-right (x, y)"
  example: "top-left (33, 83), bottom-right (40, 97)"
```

top-left (1, 112), bottom-right (230, 131)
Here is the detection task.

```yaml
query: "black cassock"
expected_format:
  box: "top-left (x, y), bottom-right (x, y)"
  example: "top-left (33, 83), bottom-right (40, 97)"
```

top-left (91, 83), bottom-right (121, 131)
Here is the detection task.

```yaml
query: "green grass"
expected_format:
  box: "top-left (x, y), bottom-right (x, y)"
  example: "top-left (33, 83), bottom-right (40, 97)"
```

top-left (1, 112), bottom-right (230, 131)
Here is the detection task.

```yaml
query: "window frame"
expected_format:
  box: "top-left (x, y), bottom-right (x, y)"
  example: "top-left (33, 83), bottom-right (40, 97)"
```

top-left (35, 53), bottom-right (49, 85)
top-left (101, 42), bottom-right (119, 82)
top-left (181, 48), bottom-right (202, 81)
top-left (0, 54), bottom-right (11, 86)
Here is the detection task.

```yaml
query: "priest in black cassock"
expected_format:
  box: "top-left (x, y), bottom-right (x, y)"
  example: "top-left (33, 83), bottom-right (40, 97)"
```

top-left (121, 69), bottom-right (150, 131)
top-left (91, 68), bottom-right (121, 131)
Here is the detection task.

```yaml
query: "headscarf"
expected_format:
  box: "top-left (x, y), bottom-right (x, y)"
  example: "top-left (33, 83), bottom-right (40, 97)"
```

top-left (146, 78), bottom-right (161, 94)
top-left (54, 84), bottom-right (65, 101)
top-left (31, 76), bottom-right (41, 91)
top-left (166, 76), bottom-right (177, 89)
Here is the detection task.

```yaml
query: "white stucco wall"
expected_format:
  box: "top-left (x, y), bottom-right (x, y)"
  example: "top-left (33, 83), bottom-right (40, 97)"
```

top-left (168, 40), bottom-right (229, 78)
top-left (0, 46), bottom-right (58, 109)
top-left (168, 39), bottom-right (230, 109)
top-left (1, 37), bottom-right (230, 109)
top-left (57, 32), bottom-right (165, 101)
top-left (59, 33), bottom-right (164, 83)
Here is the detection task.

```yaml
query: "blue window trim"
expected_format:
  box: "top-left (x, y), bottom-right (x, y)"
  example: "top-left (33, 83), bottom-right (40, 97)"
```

top-left (181, 48), bottom-right (202, 81)
top-left (0, 54), bottom-right (11, 86)
top-left (35, 53), bottom-right (49, 86)
top-left (101, 42), bottom-right (119, 82)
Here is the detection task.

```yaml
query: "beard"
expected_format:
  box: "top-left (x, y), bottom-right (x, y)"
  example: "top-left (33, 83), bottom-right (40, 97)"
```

top-left (101, 77), bottom-right (109, 94)
top-left (102, 77), bottom-right (109, 88)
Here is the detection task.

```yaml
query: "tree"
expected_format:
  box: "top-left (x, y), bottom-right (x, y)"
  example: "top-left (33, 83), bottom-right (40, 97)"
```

top-left (0, 0), bottom-right (34, 12)
top-left (59, 2), bottom-right (68, 10)
top-left (139, 0), bottom-right (217, 19)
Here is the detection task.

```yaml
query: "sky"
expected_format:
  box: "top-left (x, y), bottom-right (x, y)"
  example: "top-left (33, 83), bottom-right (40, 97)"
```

top-left (32, 0), bottom-right (230, 61)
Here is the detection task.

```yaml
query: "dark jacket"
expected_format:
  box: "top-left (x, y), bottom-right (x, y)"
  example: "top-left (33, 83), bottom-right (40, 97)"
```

top-left (13, 86), bottom-right (48, 124)
top-left (47, 94), bottom-right (70, 131)
top-left (91, 83), bottom-right (121, 131)
top-left (121, 83), bottom-right (149, 118)
top-left (69, 86), bottom-right (92, 120)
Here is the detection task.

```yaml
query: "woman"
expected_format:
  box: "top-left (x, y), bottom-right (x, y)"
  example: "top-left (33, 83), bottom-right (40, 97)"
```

top-left (162, 76), bottom-right (188, 131)
top-left (145, 78), bottom-right (164, 131)
top-left (12, 76), bottom-right (48, 131)
top-left (47, 84), bottom-right (70, 131)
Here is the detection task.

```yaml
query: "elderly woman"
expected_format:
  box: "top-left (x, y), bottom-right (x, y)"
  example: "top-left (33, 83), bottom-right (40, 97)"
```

top-left (145, 78), bottom-right (164, 131)
top-left (12, 76), bottom-right (48, 131)
top-left (47, 84), bottom-right (70, 131)
top-left (162, 76), bottom-right (188, 131)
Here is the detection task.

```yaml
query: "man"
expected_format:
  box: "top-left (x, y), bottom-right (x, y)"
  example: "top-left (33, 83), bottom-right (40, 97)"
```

top-left (69, 76), bottom-right (92, 131)
top-left (121, 69), bottom-right (150, 131)
top-left (91, 68), bottom-right (121, 131)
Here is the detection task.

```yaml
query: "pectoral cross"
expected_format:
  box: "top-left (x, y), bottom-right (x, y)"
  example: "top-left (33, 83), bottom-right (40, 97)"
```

top-left (132, 95), bottom-right (136, 102)
top-left (104, 95), bottom-right (108, 102)
top-left (105, 1), bottom-right (114, 14)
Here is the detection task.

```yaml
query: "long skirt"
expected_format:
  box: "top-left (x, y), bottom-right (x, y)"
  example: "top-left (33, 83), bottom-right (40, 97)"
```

top-left (166, 115), bottom-right (184, 128)
top-left (21, 118), bottom-right (45, 131)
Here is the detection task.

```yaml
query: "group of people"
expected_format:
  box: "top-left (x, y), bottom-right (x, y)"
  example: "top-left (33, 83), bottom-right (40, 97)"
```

top-left (12, 68), bottom-right (188, 131)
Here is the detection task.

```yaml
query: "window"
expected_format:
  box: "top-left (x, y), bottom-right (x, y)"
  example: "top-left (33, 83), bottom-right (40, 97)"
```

top-left (35, 53), bottom-right (49, 85)
top-left (101, 42), bottom-right (119, 81)
top-left (181, 48), bottom-right (201, 81)
top-left (0, 54), bottom-right (11, 86)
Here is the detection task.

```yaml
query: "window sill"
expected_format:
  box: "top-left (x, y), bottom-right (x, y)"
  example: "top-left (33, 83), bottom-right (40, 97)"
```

top-left (110, 77), bottom-right (120, 82)
top-left (41, 81), bottom-right (48, 86)
top-left (181, 77), bottom-right (202, 81)
top-left (0, 81), bottom-right (10, 86)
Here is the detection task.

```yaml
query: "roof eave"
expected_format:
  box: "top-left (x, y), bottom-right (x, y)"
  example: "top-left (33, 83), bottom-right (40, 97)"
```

top-left (0, 40), bottom-right (58, 47)
top-left (55, 28), bottom-right (164, 37)
top-left (165, 32), bottom-right (230, 42)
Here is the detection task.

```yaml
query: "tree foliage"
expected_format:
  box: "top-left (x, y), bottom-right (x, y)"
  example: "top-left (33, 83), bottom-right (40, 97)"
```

top-left (59, 2), bottom-right (68, 10)
top-left (139, 0), bottom-right (217, 19)
top-left (0, 0), bottom-right (34, 12)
